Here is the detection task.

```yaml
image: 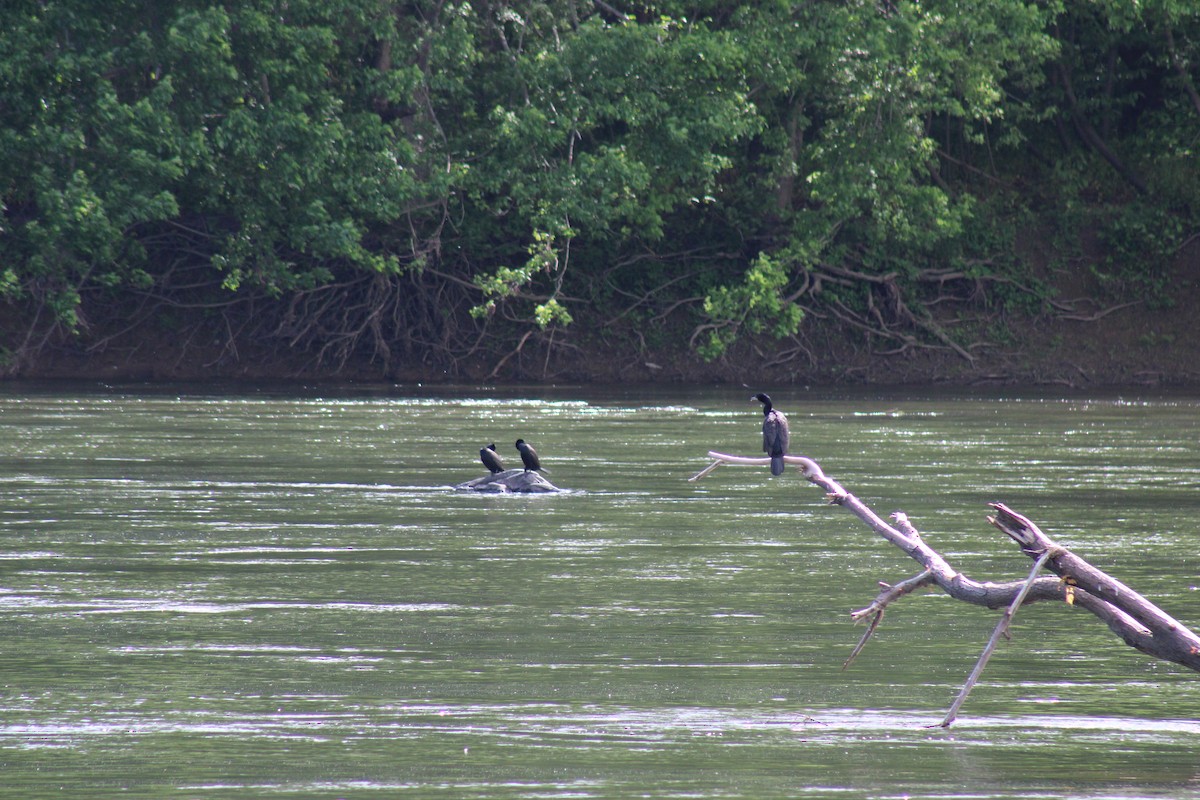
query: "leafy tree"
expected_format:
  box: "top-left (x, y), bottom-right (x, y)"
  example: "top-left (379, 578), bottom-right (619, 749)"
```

top-left (0, 0), bottom-right (184, 330)
top-left (1, 0), bottom-right (1197, 375)
top-left (459, 9), bottom-right (760, 330)
top-left (691, 0), bottom-right (1065, 357)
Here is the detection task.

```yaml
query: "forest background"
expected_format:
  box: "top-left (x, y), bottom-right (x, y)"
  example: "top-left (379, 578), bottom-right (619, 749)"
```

top-left (2, 0), bottom-right (1198, 387)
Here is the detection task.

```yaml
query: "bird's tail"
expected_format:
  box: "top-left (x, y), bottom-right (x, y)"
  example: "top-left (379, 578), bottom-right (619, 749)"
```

top-left (771, 456), bottom-right (785, 476)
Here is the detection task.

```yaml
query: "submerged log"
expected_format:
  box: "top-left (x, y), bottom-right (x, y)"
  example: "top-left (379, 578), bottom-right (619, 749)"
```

top-left (455, 468), bottom-right (562, 493)
top-left (690, 451), bottom-right (1200, 725)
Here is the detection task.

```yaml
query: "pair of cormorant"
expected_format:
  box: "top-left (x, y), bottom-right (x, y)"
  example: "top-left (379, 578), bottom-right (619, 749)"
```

top-left (753, 392), bottom-right (790, 476)
top-left (479, 439), bottom-right (542, 473)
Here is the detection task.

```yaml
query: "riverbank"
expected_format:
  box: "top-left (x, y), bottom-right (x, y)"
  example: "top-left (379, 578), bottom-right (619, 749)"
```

top-left (8, 303), bottom-right (1196, 390)
top-left (6, 242), bottom-right (1198, 389)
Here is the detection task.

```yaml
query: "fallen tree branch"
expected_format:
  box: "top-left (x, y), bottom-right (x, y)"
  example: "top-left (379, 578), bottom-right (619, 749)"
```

top-left (989, 503), bottom-right (1200, 670)
top-left (844, 567), bottom-right (936, 670)
top-left (691, 451), bottom-right (1200, 722)
top-left (486, 329), bottom-right (534, 380)
top-left (1055, 299), bottom-right (1142, 322)
top-left (939, 547), bottom-right (1053, 728)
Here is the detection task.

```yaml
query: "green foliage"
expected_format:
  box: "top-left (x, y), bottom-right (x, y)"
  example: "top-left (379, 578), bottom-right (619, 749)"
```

top-left (533, 298), bottom-right (573, 329)
top-left (699, 254), bottom-right (803, 360)
top-left (460, 12), bottom-right (761, 322)
top-left (1, 0), bottom-right (437, 324)
top-left (683, 0), bottom-right (1066, 356)
top-left (1094, 201), bottom-right (1185, 308)
top-left (1, 0), bottom-right (1197, 367)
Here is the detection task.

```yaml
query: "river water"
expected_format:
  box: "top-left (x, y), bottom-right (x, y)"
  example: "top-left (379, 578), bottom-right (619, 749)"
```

top-left (1, 384), bottom-right (1199, 799)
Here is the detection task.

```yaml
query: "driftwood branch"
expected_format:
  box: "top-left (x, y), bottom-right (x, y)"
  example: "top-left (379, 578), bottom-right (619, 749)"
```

top-left (692, 451), bottom-right (1200, 722)
top-left (844, 567), bottom-right (935, 670)
top-left (939, 547), bottom-right (1053, 728)
top-left (988, 503), bottom-right (1200, 670)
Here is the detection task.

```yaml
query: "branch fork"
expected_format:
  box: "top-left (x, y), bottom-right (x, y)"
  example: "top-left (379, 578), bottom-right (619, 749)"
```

top-left (691, 450), bottom-right (1200, 725)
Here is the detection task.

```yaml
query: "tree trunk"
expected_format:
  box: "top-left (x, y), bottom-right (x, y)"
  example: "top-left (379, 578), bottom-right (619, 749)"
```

top-left (1054, 63), bottom-right (1148, 194)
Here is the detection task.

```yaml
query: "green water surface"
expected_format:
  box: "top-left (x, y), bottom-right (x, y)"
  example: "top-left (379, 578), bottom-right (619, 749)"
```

top-left (1, 385), bottom-right (1198, 799)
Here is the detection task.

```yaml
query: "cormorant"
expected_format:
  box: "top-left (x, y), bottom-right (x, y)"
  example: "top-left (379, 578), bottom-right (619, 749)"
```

top-left (515, 439), bottom-right (542, 472)
top-left (480, 443), bottom-right (505, 474)
top-left (752, 393), bottom-right (790, 476)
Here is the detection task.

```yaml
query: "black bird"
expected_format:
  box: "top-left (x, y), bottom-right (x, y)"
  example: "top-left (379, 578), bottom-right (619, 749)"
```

top-left (480, 443), bottom-right (505, 474)
top-left (752, 393), bottom-right (790, 476)
top-left (515, 438), bottom-right (542, 472)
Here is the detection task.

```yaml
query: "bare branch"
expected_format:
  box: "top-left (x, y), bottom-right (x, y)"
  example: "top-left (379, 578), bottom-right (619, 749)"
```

top-left (693, 450), bottom-right (1200, 724)
top-left (989, 503), bottom-right (1200, 669)
top-left (844, 568), bottom-right (936, 670)
top-left (939, 548), bottom-right (1053, 728)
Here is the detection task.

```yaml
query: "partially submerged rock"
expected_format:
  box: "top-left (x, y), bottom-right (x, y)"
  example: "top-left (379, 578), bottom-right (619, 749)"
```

top-left (455, 468), bottom-right (562, 493)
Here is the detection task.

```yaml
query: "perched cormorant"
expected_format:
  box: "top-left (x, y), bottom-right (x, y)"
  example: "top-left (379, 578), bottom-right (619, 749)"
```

top-left (515, 438), bottom-right (542, 472)
top-left (480, 443), bottom-right (505, 474)
top-left (752, 393), bottom-right (790, 476)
